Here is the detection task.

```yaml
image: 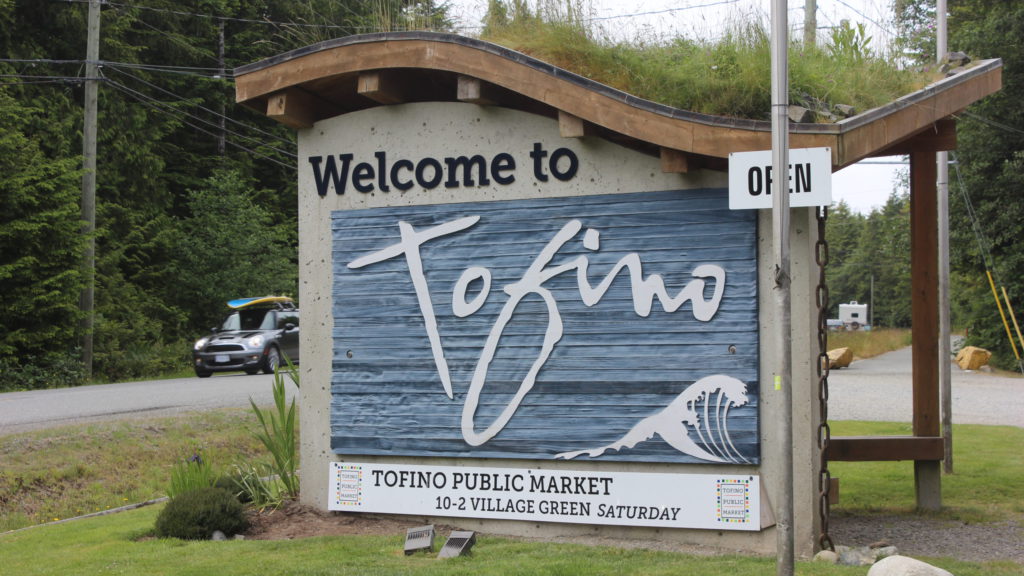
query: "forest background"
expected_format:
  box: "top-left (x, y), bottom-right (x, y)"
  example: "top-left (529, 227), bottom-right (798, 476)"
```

top-left (1, 0), bottom-right (1021, 390)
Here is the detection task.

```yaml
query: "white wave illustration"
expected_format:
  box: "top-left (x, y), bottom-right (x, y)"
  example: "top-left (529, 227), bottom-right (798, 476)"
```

top-left (554, 374), bottom-right (751, 463)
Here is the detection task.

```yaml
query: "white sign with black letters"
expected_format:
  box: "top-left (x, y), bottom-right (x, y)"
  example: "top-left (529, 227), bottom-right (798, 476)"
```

top-left (329, 462), bottom-right (761, 531)
top-left (728, 147), bottom-right (832, 209)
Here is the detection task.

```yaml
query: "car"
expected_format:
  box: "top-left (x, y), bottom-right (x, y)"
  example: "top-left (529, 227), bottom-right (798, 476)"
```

top-left (192, 296), bottom-right (299, 378)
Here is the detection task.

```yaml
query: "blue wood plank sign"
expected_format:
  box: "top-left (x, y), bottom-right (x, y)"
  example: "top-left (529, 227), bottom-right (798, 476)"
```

top-left (330, 189), bottom-right (759, 464)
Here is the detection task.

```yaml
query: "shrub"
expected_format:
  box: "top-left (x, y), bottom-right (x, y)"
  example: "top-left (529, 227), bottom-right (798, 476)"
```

top-left (154, 487), bottom-right (248, 540)
top-left (0, 352), bottom-right (87, 392)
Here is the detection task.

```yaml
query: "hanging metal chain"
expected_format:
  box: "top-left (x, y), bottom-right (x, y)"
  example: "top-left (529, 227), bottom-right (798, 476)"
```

top-left (815, 206), bottom-right (835, 551)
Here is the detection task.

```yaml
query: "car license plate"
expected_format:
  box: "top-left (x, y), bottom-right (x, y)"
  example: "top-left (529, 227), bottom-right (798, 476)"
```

top-left (215, 354), bottom-right (229, 363)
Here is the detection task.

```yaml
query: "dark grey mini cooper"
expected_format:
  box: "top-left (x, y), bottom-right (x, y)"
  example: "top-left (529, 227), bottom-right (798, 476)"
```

top-left (192, 296), bottom-right (299, 378)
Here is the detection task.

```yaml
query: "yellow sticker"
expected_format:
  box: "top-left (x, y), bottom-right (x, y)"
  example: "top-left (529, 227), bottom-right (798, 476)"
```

top-left (774, 375), bottom-right (782, 391)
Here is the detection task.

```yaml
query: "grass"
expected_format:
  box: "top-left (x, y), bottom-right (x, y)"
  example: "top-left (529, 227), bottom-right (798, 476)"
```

top-left (829, 422), bottom-right (1024, 523)
top-left (477, 3), bottom-right (934, 122)
top-left (0, 498), bottom-right (1018, 576)
top-left (828, 328), bottom-right (912, 359)
top-left (0, 410), bottom-right (266, 532)
top-left (1, 414), bottom-right (1020, 574)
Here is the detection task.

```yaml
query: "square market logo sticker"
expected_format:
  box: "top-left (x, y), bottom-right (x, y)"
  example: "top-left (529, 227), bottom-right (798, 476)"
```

top-left (716, 478), bottom-right (752, 524)
top-left (333, 464), bottom-right (363, 507)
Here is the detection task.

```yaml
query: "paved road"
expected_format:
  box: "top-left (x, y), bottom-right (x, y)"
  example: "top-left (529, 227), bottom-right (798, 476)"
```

top-left (0, 372), bottom-right (298, 436)
top-left (828, 346), bottom-right (1023, 427)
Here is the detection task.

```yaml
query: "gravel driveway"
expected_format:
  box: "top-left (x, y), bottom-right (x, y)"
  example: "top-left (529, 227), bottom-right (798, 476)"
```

top-left (828, 345), bottom-right (1023, 427)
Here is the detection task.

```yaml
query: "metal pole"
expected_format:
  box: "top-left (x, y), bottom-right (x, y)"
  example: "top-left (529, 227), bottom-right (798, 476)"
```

top-left (936, 0), bottom-right (953, 474)
top-left (80, 0), bottom-right (101, 379)
top-left (771, 0), bottom-right (794, 572)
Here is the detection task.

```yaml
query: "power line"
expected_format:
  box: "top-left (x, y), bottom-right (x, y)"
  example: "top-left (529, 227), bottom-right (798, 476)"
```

top-left (104, 76), bottom-right (296, 171)
top-left (589, 0), bottom-right (743, 22)
top-left (102, 64), bottom-right (294, 151)
top-left (959, 110), bottom-right (1024, 137)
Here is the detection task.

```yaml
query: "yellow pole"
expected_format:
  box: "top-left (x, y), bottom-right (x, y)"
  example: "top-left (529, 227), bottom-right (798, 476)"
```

top-left (986, 270), bottom-right (1020, 361)
top-left (1000, 286), bottom-right (1024, 361)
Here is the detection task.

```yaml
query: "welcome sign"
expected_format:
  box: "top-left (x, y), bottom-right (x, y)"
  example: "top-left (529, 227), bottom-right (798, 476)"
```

top-left (330, 188), bottom-right (759, 464)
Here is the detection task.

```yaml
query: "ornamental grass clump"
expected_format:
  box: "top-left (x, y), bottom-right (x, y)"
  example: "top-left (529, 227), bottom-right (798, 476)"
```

top-left (249, 357), bottom-right (300, 499)
top-left (167, 450), bottom-right (218, 499)
top-left (154, 486), bottom-right (248, 540)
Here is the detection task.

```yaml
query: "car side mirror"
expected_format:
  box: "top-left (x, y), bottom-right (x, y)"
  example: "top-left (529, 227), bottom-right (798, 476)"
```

top-left (210, 326), bottom-right (218, 333)
top-left (285, 323), bottom-right (296, 331)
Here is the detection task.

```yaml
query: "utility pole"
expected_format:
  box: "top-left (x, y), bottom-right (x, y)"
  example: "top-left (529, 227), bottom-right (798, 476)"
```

top-left (804, 0), bottom-right (817, 47)
top-left (217, 18), bottom-right (226, 156)
top-left (936, 0), bottom-right (953, 474)
top-left (80, 0), bottom-right (101, 379)
top-left (771, 0), bottom-right (793, 573)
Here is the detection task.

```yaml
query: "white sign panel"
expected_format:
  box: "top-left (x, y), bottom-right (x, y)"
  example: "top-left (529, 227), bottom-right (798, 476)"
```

top-left (728, 147), bottom-right (832, 209)
top-left (330, 462), bottom-right (761, 531)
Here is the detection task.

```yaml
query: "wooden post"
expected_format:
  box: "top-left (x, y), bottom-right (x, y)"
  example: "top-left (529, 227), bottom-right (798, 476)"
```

top-left (910, 150), bottom-right (942, 511)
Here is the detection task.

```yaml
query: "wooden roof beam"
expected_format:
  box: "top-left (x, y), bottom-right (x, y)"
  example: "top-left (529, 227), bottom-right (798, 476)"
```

top-left (870, 118), bottom-right (958, 158)
top-left (358, 71), bottom-right (413, 104)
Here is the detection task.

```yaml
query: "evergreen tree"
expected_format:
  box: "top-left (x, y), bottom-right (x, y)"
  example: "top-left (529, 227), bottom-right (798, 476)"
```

top-left (0, 92), bottom-right (83, 364)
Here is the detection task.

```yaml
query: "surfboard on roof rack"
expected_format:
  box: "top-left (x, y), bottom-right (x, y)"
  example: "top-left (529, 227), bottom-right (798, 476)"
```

top-left (226, 296), bottom-right (294, 310)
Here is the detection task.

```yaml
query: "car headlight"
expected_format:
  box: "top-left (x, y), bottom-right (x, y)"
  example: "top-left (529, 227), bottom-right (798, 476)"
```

top-left (193, 337), bottom-right (209, 351)
top-left (247, 335), bottom-right (264, 348)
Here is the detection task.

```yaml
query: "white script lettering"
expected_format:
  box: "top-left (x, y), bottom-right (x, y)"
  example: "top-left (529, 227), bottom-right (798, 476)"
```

top-left (347, 217), bottom-right (726, 446)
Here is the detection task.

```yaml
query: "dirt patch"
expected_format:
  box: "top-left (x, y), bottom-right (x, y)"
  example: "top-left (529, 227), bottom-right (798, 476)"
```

top-left (243, 501), bottom-right (448, 541)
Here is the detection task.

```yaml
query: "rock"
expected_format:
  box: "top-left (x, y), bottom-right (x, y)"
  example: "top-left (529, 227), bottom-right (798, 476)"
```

top-left (867, 555), bottom-right (954, 576)
top-left (814, 550), bottom-right (839, 563)
top-left (828, 347), bottom-right (853, 369)
top-left (955, 346), bottom-right (991, 370)
top-left (946, 51), bottom-right (971, 67)
top-left (839, 546), bottom-right (879, 566)
top-left (211, 530), bottom-right (227, 541)
top-left (875, 545), bottom-right (900, 560)
top-left (788, 105), bottom-right (815, 123)
top-left (834, 104), bottom-right (857, 118)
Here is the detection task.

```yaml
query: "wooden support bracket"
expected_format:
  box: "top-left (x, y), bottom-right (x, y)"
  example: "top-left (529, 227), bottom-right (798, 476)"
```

top-left (358, 71), bottom-right (410, 104)
top-left (266, 89), bottom-right (318, 129)
top-left (558, 111), bottom-right (593, 138)
top-left (660, 148), bottom-right (692, 173)
top-left (457, 76), bottom-right (498, 105)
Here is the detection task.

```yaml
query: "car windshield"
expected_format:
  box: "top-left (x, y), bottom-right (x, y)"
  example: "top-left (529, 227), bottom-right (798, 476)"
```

top-left (220, 309), bottom-right (276, 331)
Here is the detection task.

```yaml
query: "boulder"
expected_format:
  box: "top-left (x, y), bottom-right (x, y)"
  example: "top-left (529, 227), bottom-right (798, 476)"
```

top-left (946, 51), bottom-right (971, 67)
top-left (813, 549), bottom-right (839, 564)
top-left (838, 545), bottom-right (881, 566)
top-left (828, 347), bottom-right (854, 369)
top-left (788, 105), bottom-right (815, 123)
top-left (834, 104), bottom-right (857, 118)
top-left (867, 555), bottom-right (954, 576)
top-left (955, 346), bottom-right (991, 370)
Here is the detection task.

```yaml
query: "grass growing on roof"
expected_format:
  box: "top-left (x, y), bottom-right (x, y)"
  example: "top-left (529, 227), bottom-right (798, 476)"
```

top-left (478, 1), bottom-right (933, 121)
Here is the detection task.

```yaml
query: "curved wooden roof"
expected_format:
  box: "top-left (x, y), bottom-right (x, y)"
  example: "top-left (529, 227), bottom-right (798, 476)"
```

top-left (234, 31), bottom-right (1001, 171)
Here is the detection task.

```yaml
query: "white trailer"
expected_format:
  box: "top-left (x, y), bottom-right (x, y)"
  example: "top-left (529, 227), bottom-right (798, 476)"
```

top-left (838, 301), bottom-right (868, 329)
